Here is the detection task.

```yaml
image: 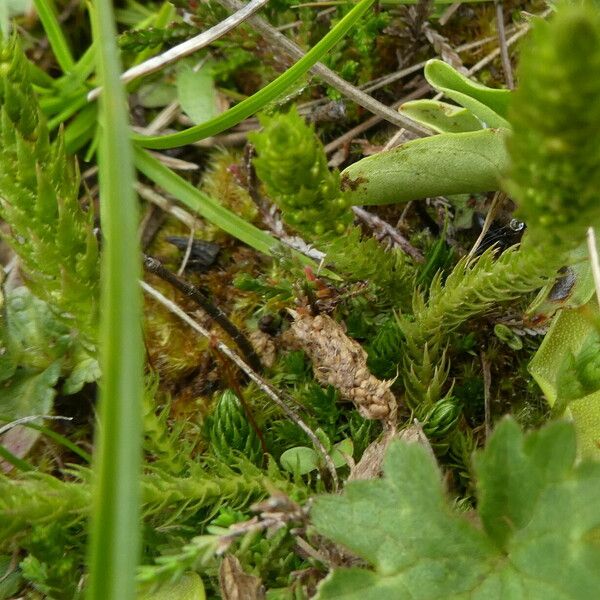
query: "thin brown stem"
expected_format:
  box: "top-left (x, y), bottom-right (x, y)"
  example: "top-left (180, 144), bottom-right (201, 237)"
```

top-left (495, 2), bottom-right (515, 88)
top-left (143, 254), bottom-right (263, 373)
top-left (352, 206), bottom-right (424, 263)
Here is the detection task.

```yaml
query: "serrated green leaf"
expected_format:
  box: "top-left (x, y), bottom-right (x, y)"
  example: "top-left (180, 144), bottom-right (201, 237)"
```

top-left (312, 419), bottom-right (600, 599)
top-left (2, 287), bottom-right (72, 373)
top-left (424, 59), bottom-right (511, 128)
top-left (0, 288), bottom-right (99, 394)
top-left (399, 99), bottom-right (482, 133)
top-left (62, 352), bottom-right (101, 395)
top-left (475, 419), bottom-right (576, 549)
top-left (176, 62), bottom-right (219, 125)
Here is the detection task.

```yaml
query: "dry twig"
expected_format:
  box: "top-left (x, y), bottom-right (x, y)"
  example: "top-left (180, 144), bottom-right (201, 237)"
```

top-left (495, 2), bottom-right (515, 88)
top-left (135, 182), bottom-right (202, 231)
top-left (467, 192), bottom-right (504, 259)
top-left (352, 206), bottom-right (424, 263)
top-left (88, 0), bottom-right (271, 100)
top-left (481, 351), bottom-right (492, 440)
top-left (324, 84), bottom-right (431, 154)
top-left (143, 254), bottom-right (263, 372)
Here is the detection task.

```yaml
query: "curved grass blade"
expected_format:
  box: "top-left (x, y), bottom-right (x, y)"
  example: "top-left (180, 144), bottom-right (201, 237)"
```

top-left (135, 149), bottom-right (339, 278)
top-left (134, 148), bottom-right (277, 255)
top-left (32, 0), bottom-right (75, 73)
top-left (0, 444), bottom-right (33, 472)
top-left (132, 0), bottom-right (375, 149)
top-left (23, 422), bottom-right (92, 463)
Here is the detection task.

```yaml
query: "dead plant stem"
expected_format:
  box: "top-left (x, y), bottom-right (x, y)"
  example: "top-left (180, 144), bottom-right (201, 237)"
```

top-left (88, 0), bottom-right (271, 100)
top-left (215, 0), bottom-right (431, 135)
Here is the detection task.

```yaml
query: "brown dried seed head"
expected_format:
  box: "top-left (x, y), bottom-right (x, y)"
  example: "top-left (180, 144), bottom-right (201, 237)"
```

top-left (366, 404), bottom-right (389, 419)
top-left (289, 313), bottom-right (398, 423)
top-left (249, 330), bottom-right (277, 368)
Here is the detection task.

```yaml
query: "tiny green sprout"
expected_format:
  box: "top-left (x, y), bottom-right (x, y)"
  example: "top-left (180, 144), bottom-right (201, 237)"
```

top-left (494, 324), bottom-right (523, 351)
top-left (422, 397), bottom-right (462, 438)
top-left (280, 432), bottom-right (353, 475)
top-left (208, 390), bottom-right (262, 465)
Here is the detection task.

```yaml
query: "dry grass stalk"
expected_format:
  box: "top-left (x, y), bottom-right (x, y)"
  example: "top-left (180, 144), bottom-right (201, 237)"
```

top-left (290, 312), bottom-right (398, 424)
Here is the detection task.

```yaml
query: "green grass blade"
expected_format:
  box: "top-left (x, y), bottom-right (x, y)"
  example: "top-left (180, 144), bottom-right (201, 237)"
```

top-left (134, 148), bottom-right (278, 255)
top-left (135, 149), bottom-right (340, 278)
top-left (32, 0), bottom-right (75, 72)
top-left (64, 102), bottom-right (98, 153)
top-left (47, 93), bottom-right (89, 130)
top-left (87, 1), bottom-right (144, 599)
top-left (0, 444), bottom-right (34, 472)
top-left (132, 0), bottom-right (375, 149)
top-left (23, 422), bottom-right (92, 463)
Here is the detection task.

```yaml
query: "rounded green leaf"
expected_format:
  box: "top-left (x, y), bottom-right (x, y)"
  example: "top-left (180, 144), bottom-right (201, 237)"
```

top-left (138, 572), bottom-right (205, 600)
top-left (399, 99), bottom-right (482, 133)
top-left (176, 62), bottom-right (219, 125)
top-left (280, 446), bottom-right (319, 474)
top-left (340, 128), bottom-right (510, 206)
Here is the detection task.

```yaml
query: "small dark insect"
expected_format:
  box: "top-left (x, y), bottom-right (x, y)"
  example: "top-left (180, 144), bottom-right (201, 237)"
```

top-left (166, 236), bottom-right (220, 271)
top-left (258, 314), bottom-right (281, 336)
top-left (547, 266), bottom-right (577, 302)
top-left (475, 216), bottom-right (526, 255)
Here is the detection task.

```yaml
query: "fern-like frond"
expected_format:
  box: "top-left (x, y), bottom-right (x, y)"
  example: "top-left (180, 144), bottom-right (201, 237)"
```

top-left (0, 464), bottom-right (275, 541)
top-left (399, 245), bottom-right (564, 404)
top-left (119, 23), bottom-right (200, 53)
top-left (0, 37), bottom-right (98, 344)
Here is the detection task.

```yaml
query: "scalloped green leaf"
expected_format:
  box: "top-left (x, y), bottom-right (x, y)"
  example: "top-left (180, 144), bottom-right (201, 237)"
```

top-left (312, 419), bottom-right (600, 599)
